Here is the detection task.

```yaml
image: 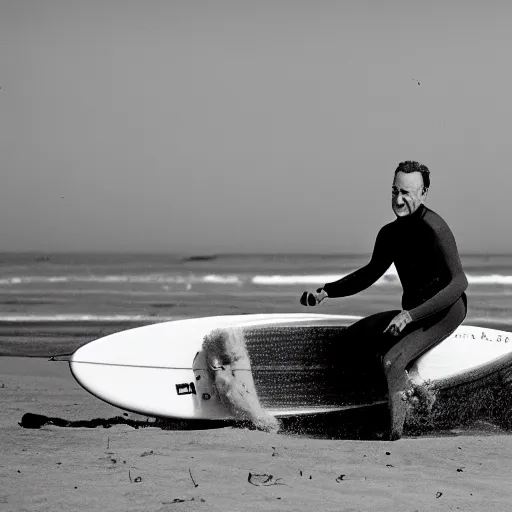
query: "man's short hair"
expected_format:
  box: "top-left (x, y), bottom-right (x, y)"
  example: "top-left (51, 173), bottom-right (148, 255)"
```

top-left (394, 161), bottom-right (430, 189)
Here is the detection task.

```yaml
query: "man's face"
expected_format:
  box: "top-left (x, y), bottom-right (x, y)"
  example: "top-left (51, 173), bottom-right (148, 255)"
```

top-left (392, 171), bottom-right (427, 217)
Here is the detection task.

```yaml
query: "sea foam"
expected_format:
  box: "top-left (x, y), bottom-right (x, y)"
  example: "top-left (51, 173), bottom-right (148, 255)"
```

top-left (0, 271), bottom-right (511, 287)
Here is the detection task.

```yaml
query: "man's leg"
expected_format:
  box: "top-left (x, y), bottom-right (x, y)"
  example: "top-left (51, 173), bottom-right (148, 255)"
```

top-left (342, 309), bottom-right (402, 354)
top-left (382, 297), bottom-right (467, 440)
top-left (333, 310), bottom-right (402, 396)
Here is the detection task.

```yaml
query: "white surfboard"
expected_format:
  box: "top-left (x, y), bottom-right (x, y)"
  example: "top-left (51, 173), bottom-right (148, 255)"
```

top-left (69, 314), bottom-right (512, 420)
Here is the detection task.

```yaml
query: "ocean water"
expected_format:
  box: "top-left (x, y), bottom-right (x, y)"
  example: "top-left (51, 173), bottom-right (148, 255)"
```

top-left (1, 252), bottom-right (512, 356)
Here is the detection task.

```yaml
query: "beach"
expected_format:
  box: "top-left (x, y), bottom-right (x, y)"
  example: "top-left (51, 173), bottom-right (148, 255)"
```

top-left (2, 253), bottom-right (512, 511)
top-left (2, 357), bottom-right (512, 511)
top-left (4, 358), bottom-right (512, 512)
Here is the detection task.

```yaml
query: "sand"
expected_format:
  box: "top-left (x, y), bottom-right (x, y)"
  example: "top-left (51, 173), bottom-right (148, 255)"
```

top-left (1, 357), bottom-right (512, 512)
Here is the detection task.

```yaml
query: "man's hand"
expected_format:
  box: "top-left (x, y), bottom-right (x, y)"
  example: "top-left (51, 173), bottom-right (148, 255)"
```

top-left (383, 310), bottom-right (412, 336)
top-left (300, 288), bottom-right (328, 307)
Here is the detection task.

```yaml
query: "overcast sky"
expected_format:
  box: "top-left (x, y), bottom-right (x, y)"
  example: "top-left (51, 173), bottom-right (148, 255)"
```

top-left (1, 1), bottom-right (511, 254)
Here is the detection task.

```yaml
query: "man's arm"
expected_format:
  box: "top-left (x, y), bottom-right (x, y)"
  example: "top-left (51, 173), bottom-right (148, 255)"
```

top-left (408, 225), bottom-right (468, 321)
top-left (322, 226), bottom-right (394, 298)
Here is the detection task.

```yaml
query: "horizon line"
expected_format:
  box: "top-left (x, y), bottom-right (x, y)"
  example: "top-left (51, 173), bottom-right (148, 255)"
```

top-left (0, 250), bottom-right (511, 258)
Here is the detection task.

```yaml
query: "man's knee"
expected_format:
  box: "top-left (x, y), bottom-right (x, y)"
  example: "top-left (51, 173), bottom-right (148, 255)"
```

top-left (382, 329), bottom-right (426, 377)
top-left (382, 352), bottom-right (408, 382)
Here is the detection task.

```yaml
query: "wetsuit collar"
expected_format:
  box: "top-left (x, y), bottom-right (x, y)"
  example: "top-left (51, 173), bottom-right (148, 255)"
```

top-left (396, 203), bottom-right (426, 222)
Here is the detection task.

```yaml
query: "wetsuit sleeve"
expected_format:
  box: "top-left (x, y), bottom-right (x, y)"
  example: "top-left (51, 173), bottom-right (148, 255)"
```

top-left (322, 226), bottom-right (394, 298)
top-left (408, 225), bottom-right (468, 321)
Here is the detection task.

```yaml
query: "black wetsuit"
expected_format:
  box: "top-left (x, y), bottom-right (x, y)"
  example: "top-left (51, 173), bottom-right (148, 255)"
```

top-left (322, 204), bottom-right (468, 436)
top-left (323, 204), bottom-right (467, 324)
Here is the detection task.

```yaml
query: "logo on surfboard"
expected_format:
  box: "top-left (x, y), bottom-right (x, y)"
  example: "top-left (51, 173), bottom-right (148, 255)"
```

top-left (455, 331), bottom-right (511, 343)
top-left (175, 382), bottom-right (197, 395)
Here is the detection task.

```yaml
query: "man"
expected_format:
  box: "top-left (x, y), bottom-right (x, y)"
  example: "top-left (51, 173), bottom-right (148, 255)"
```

top-left (300, 161), bottom-right (468, 440)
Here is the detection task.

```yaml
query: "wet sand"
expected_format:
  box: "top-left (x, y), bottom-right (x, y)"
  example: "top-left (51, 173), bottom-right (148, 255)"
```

top-left (1, 357), bottom-right (512, 511)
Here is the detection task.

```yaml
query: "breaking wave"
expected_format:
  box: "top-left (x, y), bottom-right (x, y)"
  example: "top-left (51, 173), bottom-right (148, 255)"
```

top-left (252, 272), bottom-right (512, 286)
top-left (0, 274), bottom-right (244, 286)
top-left (252, 273), bottom-right (399, 285)
top-left (0, 271), bottom-right (511, 287)
top-left (0, 314), bottom-right (176, 322)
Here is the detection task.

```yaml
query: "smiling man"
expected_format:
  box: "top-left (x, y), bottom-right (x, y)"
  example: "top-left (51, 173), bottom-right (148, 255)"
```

top-left (300, 160), bottom-right (468, 440)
